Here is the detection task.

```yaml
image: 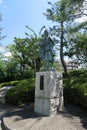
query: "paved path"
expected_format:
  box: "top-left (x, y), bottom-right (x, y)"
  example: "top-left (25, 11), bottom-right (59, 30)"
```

top-left (0, 104), bottom-right (13, 130)
top-left (0, 103), bottom-right (87, 130)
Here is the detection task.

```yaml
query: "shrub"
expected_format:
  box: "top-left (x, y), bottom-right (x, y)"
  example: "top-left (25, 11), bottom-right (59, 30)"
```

top-left (0, 80), bottom-right (20, 88)
top-left (5, 78), bottom-right (35, 105)
top-left (63, 69), bottom-right (87, 109)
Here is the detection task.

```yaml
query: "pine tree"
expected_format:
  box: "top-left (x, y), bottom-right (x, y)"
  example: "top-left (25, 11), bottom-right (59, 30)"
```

top-left (44, 0), bottom-right (81, 74)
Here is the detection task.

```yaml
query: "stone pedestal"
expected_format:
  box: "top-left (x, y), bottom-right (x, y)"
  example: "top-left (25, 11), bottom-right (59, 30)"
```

top-left (34, 71), bottom-right (63, 116)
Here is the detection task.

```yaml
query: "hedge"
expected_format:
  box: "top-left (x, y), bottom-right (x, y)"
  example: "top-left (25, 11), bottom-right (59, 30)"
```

top-left (63, 69), bottom-right (87, 109)
top-left (5, 78), bottom-right (35, 105)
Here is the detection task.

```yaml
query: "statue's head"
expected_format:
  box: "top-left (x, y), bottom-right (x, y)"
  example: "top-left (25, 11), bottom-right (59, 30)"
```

top-left (44, 29), bottom-right (48, 37)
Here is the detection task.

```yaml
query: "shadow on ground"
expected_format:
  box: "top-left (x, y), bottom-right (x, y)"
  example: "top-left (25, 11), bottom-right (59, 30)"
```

top-left (0, 104), bottom-right (13, 120)
top-left (2, 103), bottom-right (87, 129)
top-left (4, 103), bottom-right (46, 121)
top-left (60, 103), bottom-right (87, 129)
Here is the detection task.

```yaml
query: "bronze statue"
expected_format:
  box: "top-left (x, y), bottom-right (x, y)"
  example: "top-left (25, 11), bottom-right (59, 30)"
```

top-left (40, 29), bottom-right (55, 70)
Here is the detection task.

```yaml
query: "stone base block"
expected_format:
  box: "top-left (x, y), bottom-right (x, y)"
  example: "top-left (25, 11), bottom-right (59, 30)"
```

top-left (34, 71), bottom-right (63, 116)
top-left (35, 97), bottom-right (61, 116)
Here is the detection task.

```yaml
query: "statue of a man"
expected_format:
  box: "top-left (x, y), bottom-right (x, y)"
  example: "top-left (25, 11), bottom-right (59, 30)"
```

top-left (40, 29), bottom-right (55, 70)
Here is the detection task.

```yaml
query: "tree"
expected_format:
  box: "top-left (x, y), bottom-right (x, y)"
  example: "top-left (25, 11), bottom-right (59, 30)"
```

top-left (65, 16), bottom-right (87, 66)
top-left (0, 14), bottom-right (6, 43)
top-left (0, 59), bottom-right (6, 83)
top-left (0, 14), bottom-right (3, 42)
top-left (75, 33), bottom-right (87, 63)
top-left (70, 0), bottom-right (87, 16)
top-left (0, 14), bottom-right (8, 82)
top-left (44, 0), bottom-right (81, 74)
top-left (69, 33), bottom-right (87, 64)
top-left (7, 27), bottom-right (41, 78)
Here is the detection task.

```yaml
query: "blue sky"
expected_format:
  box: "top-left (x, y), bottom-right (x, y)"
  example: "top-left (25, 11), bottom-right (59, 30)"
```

top-left (0, 0), bottom-right (86, 58)
top-left (0, 0), bottom-right (57, 47)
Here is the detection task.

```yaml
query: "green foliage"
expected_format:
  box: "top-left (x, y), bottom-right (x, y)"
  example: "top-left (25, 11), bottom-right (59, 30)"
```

top-left (0, 80), bottom-right (20, 88)
top-left (63, 69), bottom-right (87, 108)
top-left (66, 32), bottom-right (87, 65)
top-left (44, 0), bottom-right (84, 74)
top-left (70, 22), bottom-right (87, 33)
top-left (5, 78), bottom-right (35, 105)
top-left (75, 33), bottom-right (87, 63)
top-left (53, 61), bottom-right (63, 72)
top-left (0, 59), bottom-right (7, 83)
top-left (7, 27), bottom-right (41, 78)
top-left (0, 52), bottom-right (35, 82)
top-left (45, 0), bottom-right (87, 72)
top-left (0, 26), bottom-right (42, 82)
top-left (0, 13), bottom-right (6, 41)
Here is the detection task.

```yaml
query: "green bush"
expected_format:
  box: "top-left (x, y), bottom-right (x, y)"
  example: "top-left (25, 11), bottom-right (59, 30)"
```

top-left (63, 69), bottom-right (87, 109)
top-left (0, 80), bottom-right (20, 88)
top-left (5, 78), bottom-right (35, 105)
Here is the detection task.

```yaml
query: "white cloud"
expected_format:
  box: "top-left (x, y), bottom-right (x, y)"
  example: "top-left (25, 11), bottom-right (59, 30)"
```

top-left (4, 52), bottom-right (12, 57)
top-left (0, 0), bottom-right (2, 4)
top-left (0, 47), bottom-right (12, 57)
top-left (0, 46), bottom-right (5, 51)
top-left (76, 0), bottom-right (87, 23)
top-left (76, 16), bottom-right (87, 23)
top-left (0, 0), bottom-right (7, 9)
